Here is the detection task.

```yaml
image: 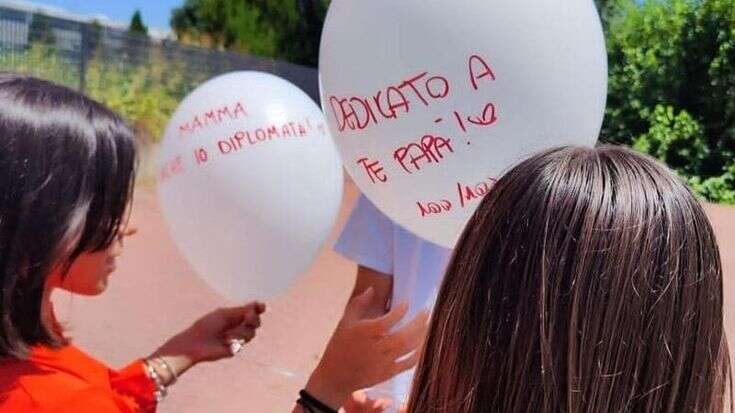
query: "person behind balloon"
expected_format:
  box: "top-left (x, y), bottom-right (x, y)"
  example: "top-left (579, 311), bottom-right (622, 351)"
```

top-left (0, 74), bottom-right (428, 412)
top-left (333, 194), bottom-right (452, 409)
top-left (402, 146), bottom-right (729, 412)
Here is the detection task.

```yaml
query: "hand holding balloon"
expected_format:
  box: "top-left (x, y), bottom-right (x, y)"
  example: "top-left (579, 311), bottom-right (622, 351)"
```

top-left (148, 301), bottom-right (266, 378)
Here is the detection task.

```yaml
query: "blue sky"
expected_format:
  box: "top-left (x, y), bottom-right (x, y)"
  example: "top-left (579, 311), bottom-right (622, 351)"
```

top-left (24, 0), bottom-right (180, 32)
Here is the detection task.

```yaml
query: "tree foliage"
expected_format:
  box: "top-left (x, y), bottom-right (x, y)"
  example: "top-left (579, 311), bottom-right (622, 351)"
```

top-left (604, 0), bottom-right (735, 203)
top-left (129, 10), bottom-right (149, 37)
top-left (170, 0), bottom-right (329, 67)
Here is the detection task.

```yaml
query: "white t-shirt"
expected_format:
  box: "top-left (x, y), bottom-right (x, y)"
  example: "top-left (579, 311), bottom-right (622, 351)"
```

top-left (334, 194), bottom-right (452, 406)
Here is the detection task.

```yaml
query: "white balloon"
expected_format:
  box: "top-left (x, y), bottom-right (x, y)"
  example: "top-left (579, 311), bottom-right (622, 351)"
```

top-left (319, 0), bottom-right (607, 248)
top-left (157, 72), bottom-right (343, 301)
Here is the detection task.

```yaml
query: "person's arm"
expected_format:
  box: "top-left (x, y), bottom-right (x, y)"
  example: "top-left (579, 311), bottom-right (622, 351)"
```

top-left (292, 288), bottom-right (429, 412)
top-left (114, 228), bottom-right (267, 397)
top-left (340, 266), bottom-right (394, 411)
top-left (137, 302), bottom-right (266, 398)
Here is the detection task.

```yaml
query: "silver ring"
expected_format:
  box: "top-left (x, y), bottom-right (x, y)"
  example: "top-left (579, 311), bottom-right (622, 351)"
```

top-left (228, 338), bottom-right (247, 356)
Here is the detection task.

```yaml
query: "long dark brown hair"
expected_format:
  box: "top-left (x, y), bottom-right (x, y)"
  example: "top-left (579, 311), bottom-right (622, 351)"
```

top-left (408, 146), bottom-right (729, 412)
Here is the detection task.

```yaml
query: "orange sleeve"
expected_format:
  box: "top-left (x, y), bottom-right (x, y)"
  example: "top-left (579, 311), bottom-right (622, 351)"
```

top-left (48, 360), bottom-right (157, 413)
top-left (1, 357), bottom-right (157, 412)
top-left (109, 360), bottom-right (158, 413)
top-left (50, 388), bottom-right (149, 413)
top-left (1, 384), bottom-right (150, 413)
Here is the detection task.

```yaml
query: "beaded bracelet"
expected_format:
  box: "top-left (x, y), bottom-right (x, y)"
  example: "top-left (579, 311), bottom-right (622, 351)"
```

top-left (143, 359), bottom-right (168, 403)
top-left (152, 357), bottom-right (178, 385)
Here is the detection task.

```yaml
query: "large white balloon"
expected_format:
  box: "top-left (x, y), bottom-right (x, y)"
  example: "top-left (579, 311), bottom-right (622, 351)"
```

top-left (319, 0), bottom-right (607, 248)
top-left (157, 72), bottom-right (343, 301)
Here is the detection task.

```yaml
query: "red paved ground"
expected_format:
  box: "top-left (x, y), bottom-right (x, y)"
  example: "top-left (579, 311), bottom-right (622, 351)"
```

top-left (53, 179), bottom-right (735, 413)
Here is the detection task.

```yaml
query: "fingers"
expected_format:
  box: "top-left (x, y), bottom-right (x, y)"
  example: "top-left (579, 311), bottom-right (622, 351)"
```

top-left (223, 322), bottom-right (258, 356)
top-left (344, 287), bottom-right (375, 321)
top-left (218, 301), bottom-right (266, 326)
top-left (243, 309), bottom-right (262, 329)
top-left (241, 301), bottom-right (266, 316)
top-left (345, 391), bottom-right (393, 413)
top-left (351, 390), bottom-right (369, 404)
top-left (373, 398), bottom-right (393, 411)
top-left (391, 350), bottom-right (421, 376)
top-left (361, 302), bottom-right (409, 333)
top-left (220, 301), bottom-right (265, 346)
top-left (379, 311), bottom-right (429, 357)
top-left (223, 323), bottom-right (257, 343)
top-left (254, 302), bottom-right (267, 314)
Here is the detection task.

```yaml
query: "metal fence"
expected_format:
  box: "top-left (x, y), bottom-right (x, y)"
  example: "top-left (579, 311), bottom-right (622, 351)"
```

top-left (0, 6), bottom-right (320, 103)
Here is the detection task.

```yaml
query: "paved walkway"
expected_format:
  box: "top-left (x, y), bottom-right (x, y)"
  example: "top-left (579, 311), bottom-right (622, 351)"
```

top-left (53, 180), bottom-right (735, 412)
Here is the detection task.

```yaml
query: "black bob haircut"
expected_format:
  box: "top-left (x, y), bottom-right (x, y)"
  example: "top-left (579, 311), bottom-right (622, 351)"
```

top-left (0, 74), bottom-right (137, 359)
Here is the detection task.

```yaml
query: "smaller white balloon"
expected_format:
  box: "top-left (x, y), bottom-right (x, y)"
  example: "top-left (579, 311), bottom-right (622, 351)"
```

top-left (157, 72), bottom-right (343, 301)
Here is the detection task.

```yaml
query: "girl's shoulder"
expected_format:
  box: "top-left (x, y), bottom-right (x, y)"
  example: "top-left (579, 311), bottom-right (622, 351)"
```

top-left (0, 345), bottom-right (112, 411)
top-left (1, 345), bottom-right (109, 393)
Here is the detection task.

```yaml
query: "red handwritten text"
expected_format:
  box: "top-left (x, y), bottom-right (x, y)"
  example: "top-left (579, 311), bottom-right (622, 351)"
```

top-left (452, 102), bottom-right (499, 133)
top-left (159, 156), bottom-right (184, 181)
top-left (328, 54), bottom-right (498, 137)
top-left (178, 101), bottom-right (247, 136)
top-left (416, 199), bottom-right (452, 217)
top-left (357, 157), bottom-right (388, 184)
top-left (394, 135), bottom-right (454, 174)
top-left (469, 54), bottom-right (496, 90)
top-left (328, 71), bottom-right (451, 133)
top-left (457, 177), bottom-right (498, 208)
top-left (194, 149), bottom-right (209, 165)
top-left (417, 199), bottom-right (453, 217)
top-left (217, 120), bottom-right (311, 156)
top-left (413, 177), bottom-right (498, 218)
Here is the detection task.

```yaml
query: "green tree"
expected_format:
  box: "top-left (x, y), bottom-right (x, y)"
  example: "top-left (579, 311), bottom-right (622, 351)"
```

top-left (129, 10), bottom-right (149, 37)
top-left (125, 10), bottom-right (151, 66)
top-left (0, 43), bottom-right (76, 88)
top-left (688, 162), bottom-right (735, 204)
top-left (594, 0), bottom-right (613, 26)
top-left (603, 0), bottom-right (735, 203)
top-left (632, 105), bottom-right (709, 176)
top-left (283, 0), bottom-right (330, 66)
top-left (170, 0), bottom-right (330, 66)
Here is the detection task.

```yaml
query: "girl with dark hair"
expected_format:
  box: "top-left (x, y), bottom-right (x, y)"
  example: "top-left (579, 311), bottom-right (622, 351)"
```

top-left (407, 146), bottom-right (730, 412)
top-left (0, 75), bottom-right (426, 412)
top-left (0, 74), bottom-right (265, 412)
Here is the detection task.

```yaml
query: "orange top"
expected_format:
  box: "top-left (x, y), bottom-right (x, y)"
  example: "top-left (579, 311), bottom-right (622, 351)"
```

top-left (0, 344), bottom-right (157, 412)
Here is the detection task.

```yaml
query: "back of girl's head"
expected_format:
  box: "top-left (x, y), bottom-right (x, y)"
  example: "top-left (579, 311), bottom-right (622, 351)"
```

top-left (408, 146), bottom-right (728, 412)
top-left (0, 74), bottom-right (137, 358)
